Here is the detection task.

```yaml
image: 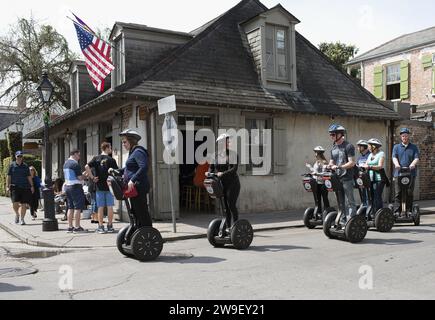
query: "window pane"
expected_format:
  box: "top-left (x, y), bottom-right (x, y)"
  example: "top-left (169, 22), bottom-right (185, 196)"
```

top-left (276, 30), bottom-right (285, 51)
top-left (266, 26), bottom-right (275, 78)
top-left (277, 53), bottom-right (287, 79)
top-left (386, 64), bottom-right (400, 84)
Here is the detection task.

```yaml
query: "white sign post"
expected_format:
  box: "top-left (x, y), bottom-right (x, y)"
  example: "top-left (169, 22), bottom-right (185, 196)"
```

top-left (158, 95), bottom-right (177, 233)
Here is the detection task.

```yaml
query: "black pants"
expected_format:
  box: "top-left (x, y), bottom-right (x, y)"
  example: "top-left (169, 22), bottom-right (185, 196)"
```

top-left (30, 189), bottom-right (40, 216)
top-left (316, 184), bottom-right (330, 212)
top-left (223, 179), bottom-right (241, 226)
top-left (394, 176), bottom-right (416, 213)
top-left (129, 186), bottom-right (152, 227)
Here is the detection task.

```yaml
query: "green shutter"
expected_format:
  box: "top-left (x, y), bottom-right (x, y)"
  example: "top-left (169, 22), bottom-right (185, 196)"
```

top-left (373, 66), bottom-right (383, 99)
top-left (422, 54), bottom-right (433, 69)
top-left (400, 60), bottom-right (409, 99)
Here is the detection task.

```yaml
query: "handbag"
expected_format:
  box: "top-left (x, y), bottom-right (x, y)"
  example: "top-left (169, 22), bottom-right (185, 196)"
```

top-left (123, 183), bottom-right (138, 198)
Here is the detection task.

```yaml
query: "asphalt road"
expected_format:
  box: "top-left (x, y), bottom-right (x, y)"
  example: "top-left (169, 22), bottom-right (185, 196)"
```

top-left (1, 215), bottom-right (434, 300)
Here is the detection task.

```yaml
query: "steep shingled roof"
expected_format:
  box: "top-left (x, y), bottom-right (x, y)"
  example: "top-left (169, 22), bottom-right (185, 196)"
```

top-left (120, 0), bottom-right (399, 120)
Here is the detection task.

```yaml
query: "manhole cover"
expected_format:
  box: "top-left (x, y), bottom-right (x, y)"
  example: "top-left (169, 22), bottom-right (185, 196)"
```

top-left (0, 267), bottom-right (38, 278)
top-left (9, 251), bottom-right (61, 259)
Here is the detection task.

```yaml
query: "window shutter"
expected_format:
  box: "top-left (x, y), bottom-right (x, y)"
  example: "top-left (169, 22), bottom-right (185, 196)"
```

top-left (273, 117), bottom-right (287, 175)
top-left (373, 66), bottom-right (383, 99)
top-left (400, 60), bottom-right (409, 99)
top-left (422, 54), bottom-right (433, 69)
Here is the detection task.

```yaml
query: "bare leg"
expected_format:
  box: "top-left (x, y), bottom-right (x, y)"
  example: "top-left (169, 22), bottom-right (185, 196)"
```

top-left (107, 206), bottom-right (114, 225)
top-left (67, 208), bottom-right (74, 228)
top-left (13, 202), bottom-right (20, 217)
top-left (75, 209), bottom-right (81, 228)
top-left (20, 204), bottom-right (27, 220)
top-left (98, 207), bottom-right (104, 226)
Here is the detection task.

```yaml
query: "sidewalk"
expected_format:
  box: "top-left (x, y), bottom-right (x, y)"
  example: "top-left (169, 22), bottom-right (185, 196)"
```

top-left (1, 196), bottom-right (434, 249)
top-left (0, 197), bottom-right (303, 249)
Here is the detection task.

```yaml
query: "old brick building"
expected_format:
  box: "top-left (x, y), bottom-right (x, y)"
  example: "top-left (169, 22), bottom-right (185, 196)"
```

top-left (347, 27), bottom-right (435, 200)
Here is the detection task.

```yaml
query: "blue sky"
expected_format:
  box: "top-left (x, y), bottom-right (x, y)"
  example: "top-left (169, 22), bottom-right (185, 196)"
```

top-left (1, 0), bottom-right (434, 58)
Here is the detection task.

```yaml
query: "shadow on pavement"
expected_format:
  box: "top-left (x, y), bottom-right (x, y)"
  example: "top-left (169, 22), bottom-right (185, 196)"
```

top-left (249, 245), bottom-right (311, 252)
top-left (390, 227), bottom-right (435, 234)
top-left (363, 238), bottom-right (423, 245)
top-left (0, 283), bottom-right (32, 293)
top-left (157, 256), bottom-right (226, 264)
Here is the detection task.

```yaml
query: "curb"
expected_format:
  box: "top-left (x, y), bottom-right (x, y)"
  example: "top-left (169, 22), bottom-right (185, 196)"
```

top-left (0, 221), bottom-right (305, 249)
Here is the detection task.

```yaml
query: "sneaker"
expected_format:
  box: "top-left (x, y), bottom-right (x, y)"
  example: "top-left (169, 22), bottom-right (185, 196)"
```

top-left (20, 220), bottom-right (26, 226)
top-left (96, 225), bottom-right (106, 234)
top-left (73, 227), bottom-right (87, 234)
top-left (15, 215), bottom-right (19, 224)
top-left (67, 227), bottom-right (74, 233)
top-left (106, 225), bottom-right (115, 233)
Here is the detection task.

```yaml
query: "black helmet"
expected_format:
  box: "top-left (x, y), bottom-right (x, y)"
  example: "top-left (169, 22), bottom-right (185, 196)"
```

top-left (328, 124), bottom-right (346, 134)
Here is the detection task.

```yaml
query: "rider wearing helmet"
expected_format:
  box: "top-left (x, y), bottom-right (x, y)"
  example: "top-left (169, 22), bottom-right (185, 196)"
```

top-left (356, 140), bottom-right (370, 206)
top-left (306, 146), bottom-right (330, 212)
top-left (392, 128), bottom-right (420, 214)
top-left (328, 124), bottom-right (357, 223)
top-left (118, 129), bottom-right (152, 227)
top-left (208, 133), bottom-right (240, 225)
top-left (363, 138), bottom-right (387, 212)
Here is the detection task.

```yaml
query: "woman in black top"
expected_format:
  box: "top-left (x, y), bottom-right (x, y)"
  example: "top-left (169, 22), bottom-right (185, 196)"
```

top-left (208, 133), bottom-right (240, 226)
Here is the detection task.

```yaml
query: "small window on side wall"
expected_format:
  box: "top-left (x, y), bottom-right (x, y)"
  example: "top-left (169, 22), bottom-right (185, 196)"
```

top-left (245, 118), bottom-right (272, 174)
top-left (386, 63), bottom-right (401, 100)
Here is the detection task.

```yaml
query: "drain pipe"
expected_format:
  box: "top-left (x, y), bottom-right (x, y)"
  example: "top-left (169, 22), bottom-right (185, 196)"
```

top-left (389, 120), bottom-right (395, 202)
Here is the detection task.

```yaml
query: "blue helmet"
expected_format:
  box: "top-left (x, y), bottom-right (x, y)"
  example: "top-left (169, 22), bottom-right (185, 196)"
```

top-left (400, 128), bottom-right (411, 135)
top-left (328, 124), bottom-right (346, 134)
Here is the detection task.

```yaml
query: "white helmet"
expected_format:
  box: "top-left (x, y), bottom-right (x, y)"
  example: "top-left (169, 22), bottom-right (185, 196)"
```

top-left (314, 146), bottom-right (326, 153)
top-left (216, 133), bottom-right (231, 143)
top-left (367, 138), bottom-right (382, 147)
top-left (119, 129), bottom-right (142, 142)
top-left (357, 140), bottom-right (368, 147)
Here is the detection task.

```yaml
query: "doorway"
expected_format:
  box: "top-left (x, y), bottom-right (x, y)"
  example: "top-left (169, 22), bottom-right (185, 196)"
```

top-left (178, 114), bottom-right (215, 214)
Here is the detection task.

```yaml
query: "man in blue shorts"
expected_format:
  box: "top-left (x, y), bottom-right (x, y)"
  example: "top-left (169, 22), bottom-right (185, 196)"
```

top-left (86, 142), bottom-right (118, 234)
top-left (63, 149), bottom-right (86, 233)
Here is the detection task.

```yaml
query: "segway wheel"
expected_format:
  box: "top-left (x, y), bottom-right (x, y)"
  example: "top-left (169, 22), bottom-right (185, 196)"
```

top-left (322, 207), bottom-right (336, 223)
top-left (413, 205), bottom-right (420, 226)
top-left (345, 215), bottom-right (367, 243)
top-left (231, 220), bottom-right (254, 250)
top-left (374, 208), bottom-right (395, 232)
top-left (303, 208), bottom-right (316, 229)
top-left (207, 219), bottom-right (225, 248)
top-left (131, 227), bottom-right (163, 262)
top-left (116, 226), bottom-right (133, 257)
top-left (323, 211), bottom-right (338, 239)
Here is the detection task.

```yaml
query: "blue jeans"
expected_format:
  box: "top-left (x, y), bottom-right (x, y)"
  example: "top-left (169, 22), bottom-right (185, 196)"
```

top-left (371, 181), bottom-right (385, 213)
top-left (96, 191), bottom-right (115, 208)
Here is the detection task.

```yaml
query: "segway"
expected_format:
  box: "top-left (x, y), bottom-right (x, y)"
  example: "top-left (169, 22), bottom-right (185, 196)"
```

top-left (355, 168), bottom-right (395, 232)
top-left (107, 170), bottom-right (163, 261)
top-left (390, 167), bottom-right (420, 226)
top-left (302, 173), bottom-right (335, 229)
top-left (204, 173), bottom-right (253, 250)
top-left (322, 169), bottom-right (368, 243)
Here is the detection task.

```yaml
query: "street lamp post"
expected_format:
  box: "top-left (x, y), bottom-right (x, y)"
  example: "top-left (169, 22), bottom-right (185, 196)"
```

top-left (37, 71), bottom-right (58, 232)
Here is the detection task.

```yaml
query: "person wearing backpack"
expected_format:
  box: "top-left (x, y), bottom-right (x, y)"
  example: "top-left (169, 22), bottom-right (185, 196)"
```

top-left (327, 124), bottom-right (357, 224)
top-left (86, 142), bottom-right (119, 234)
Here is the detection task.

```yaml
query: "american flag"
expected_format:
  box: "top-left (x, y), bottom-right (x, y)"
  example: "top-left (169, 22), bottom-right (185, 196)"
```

top-left (73, 21), bottom-right (114, 92)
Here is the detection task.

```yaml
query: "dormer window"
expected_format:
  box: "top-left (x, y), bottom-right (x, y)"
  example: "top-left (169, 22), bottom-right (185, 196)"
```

top-left (242, 4), bottom-right (300, 92)
top-left (266, 25), bottom-right (289, 81)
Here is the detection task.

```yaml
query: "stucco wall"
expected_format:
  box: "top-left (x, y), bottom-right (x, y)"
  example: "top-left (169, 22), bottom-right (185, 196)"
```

top-left (238, 113), bottom-right (390, 213)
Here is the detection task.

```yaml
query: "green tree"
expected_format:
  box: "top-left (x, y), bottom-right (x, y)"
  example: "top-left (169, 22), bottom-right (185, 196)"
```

top-left (319, 42), bottom-right (359, 71)
top-left (0, 16), bottom-right (78, 110)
